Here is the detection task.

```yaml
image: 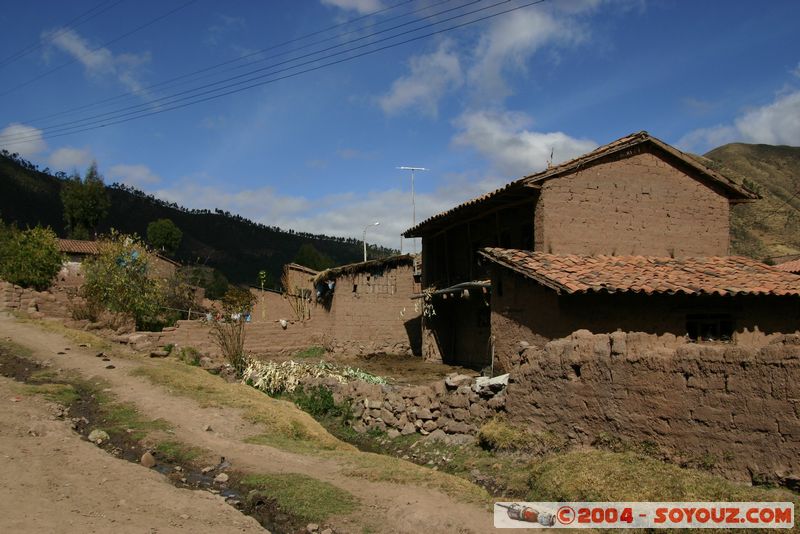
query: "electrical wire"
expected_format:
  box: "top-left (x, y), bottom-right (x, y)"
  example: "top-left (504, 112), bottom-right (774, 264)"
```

top-left (0, 0), bottom-right (199, 97)
top-left (0, 0), bottom-right (126, 70)
top-left (21, 0), bottom-right (441, 127)
top-left (7, 0), bottom-right (480, 137)
top-left (0, 0), bottom-right (547, 146)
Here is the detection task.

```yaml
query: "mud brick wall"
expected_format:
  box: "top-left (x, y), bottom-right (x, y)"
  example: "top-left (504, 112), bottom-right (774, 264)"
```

top-left (161, 265), bottom-right (422, 357)
top-left (505, 330), bottom-right (800, 485)
top-left (490, 268), bottom-right (800, 373)
top-left (534, 150), bottom-right (730, 257)
top-left (0, 280), bottom-right (77, 319)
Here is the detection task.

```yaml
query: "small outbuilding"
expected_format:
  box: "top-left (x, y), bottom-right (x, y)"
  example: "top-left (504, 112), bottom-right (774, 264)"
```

top-left (479, 248), bottom-right (800, 373)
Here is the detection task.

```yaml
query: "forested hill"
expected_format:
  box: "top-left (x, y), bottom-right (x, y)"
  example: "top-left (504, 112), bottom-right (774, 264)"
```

top-left (0, 152), bottom-right (396, 285)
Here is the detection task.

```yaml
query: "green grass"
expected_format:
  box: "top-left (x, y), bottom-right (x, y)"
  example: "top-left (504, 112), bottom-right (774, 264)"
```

top-left (528, 450), bottom-right (800, 504)
top-left (94, 397), bottom-right (172, 440)
top-left (131, 360), bottom-right (351, 453)
top-left (293, 346), bottom-right (326, 359)
top-left (0, 338), bottom-right (34, 359)
top-left (240, 473), bottom-right (358, 522)
top-left (154, 440), bottom-right (203, 464)
top-left (478, 417), bottom-right (567, 454)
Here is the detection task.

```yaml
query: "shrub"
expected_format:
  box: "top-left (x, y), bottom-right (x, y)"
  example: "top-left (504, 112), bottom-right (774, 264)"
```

top-left (0, 225), bottom-right (63, 290)
top-left (81, 231), bottom-right (163, 330)
top-left (210, 286), bottom-right (256, 376)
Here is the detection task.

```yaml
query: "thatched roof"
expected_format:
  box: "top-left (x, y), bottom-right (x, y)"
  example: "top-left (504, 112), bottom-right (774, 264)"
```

top-left (312, 254), bottom-right (415, 284)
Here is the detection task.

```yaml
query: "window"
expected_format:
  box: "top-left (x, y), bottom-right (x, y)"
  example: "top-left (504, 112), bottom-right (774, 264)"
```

top-left (686, 314), bottom-right (734, 342)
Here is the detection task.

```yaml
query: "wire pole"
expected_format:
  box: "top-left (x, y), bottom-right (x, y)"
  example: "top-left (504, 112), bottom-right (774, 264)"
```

top-left (397, 166), bottom-right (428, 255)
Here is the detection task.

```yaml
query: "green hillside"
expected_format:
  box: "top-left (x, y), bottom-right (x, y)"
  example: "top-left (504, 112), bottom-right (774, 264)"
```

top-left (0, 152), bottom-right (396, 285)
top-left (701, 143), bottom-right (800, 261)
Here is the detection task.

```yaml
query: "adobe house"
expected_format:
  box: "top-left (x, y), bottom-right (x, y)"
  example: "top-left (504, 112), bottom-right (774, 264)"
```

top-left (479, 249), bottom-right (800, 373)
top-left (250, 263), bottom-right (318, 323)
top-left (312, 254), bottom-right (422, 355)
top-left (403, 131), bottom-right (760, 370)
top-left (56, 238), bottom-right (180, 285)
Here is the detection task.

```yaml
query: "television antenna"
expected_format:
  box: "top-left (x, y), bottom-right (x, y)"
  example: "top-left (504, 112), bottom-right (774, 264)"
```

top-left (397, 166), bottom-right (428, 255)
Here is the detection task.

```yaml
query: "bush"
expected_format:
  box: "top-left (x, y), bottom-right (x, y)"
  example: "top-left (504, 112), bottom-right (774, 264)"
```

top-left (0, 225), bottom-right (63, 290)
top-left (81, 231), bottom-right (163, 330)
top-left (210, 286), bottom-right (256, 376)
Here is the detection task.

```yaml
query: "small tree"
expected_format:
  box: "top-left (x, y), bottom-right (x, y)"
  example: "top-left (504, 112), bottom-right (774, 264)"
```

top-left (60, 162), bottom-right (110, 239)
top-left (81, 232), bottom-right (163, 330)
top-left (147, 218), bottom-right (182, 255)
top-left (0, 225), bottom-right (63, 290)
top-left (210, 286), bottom-right (256, 376)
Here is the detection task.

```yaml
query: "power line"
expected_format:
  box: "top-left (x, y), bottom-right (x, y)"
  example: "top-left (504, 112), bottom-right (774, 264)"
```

top-left (0, 0), bottom-right (199, 97)
top-left (20, 0), bottom-right (437, 127)
top-left (7, 0), bottom-right (481, 138)
top-left (0, 0), bottom-right (126, 70)
top-left (0, 0), bottom-right (502, 142)
top-left (0, 0), bottom-right (547, 146)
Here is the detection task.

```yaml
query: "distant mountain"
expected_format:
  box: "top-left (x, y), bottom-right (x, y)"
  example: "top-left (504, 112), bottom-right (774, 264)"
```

top-left (700, 143), bottom-right (800, 262)
top-left (0, 152), bottom-right (396, 285)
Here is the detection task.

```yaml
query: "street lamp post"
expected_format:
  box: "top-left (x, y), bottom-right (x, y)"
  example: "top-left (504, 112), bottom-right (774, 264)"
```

top-left (363, 221), bottom-right (380, 262)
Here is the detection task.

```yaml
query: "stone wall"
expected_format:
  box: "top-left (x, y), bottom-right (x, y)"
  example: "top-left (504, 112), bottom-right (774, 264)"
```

top-left (1, 280), bottom-right (77, 320)
top-left (505, 330), bottom-right (800, 485)
top-left (534, 149), bottom-right (731, 257)
top-left (303, 372), bottom-right (508, 441)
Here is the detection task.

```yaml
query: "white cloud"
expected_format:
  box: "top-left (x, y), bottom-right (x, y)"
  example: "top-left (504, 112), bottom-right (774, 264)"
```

top-left (48, 147), bottom-right (93, 170)
top-left (0, 123), bottom-right (47, 158)
top-left (679, 89), bottom-right (800, 151)
top-left (45, 28), bottom-right (150, 94)
top-left (108, 164), bottom-right (162, 186)
top-left (467, 6), bottom-right (590, 100)
top-left (206, 14), bottom-right (246, 46)
top-left (453, 109), bottom-right (597, 176)
top-left (321, 0), bottom-right (385, 15)
top-left (379, 39), bottom-right (463, 117)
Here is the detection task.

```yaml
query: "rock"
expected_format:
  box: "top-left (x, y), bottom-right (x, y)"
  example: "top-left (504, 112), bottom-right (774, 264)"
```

top-left (414, 408), bottom-right (433, 420)
top-left (140, 451), bottom-right (156, 468)
top-left (364, 399), bottom-right (383, 410)
top-left (387, 428), bottom-right (400, 439)
top-left (422, 420), bottom-right (438, 432)
top-left (446, 394), bottom-right (470, 409)
top-left (201, 466), bottom-right (215, 474)
top-left (321, 529), bottom-right (334, 534)
top-left (88, 429), bottom-right (109, 444)
top-left (444, 420), bottom-right (473, 434)
top-left (214, 473), bottom-right (229, 483)
top-left (306, 523), bottom-right (319, 533)
top-left (150, 350), bottom-right (169, 358)
top-left (413, 395), bottom-right (431, 409)
top-left (425, 429), bottom-right (448, 442)
top-left (488, 373), bottom-right (510, 390)
top-left (487, 393), bottom-right (506, 410)
top-left (203, 424), bottom-right (213, 432)
top-left (451, 408), bottom-right (469, 421)
top-left (445, 374), bottom-right (472, 389)
top-left (400, 422), bottom-right (416, 435)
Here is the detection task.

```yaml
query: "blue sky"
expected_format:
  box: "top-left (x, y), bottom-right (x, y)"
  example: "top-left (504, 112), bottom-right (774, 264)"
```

top-left (0, 0), bottom-right (798, 248)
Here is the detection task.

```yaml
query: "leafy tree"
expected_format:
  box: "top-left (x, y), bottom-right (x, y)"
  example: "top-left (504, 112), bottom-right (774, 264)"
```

top-left (0, 225), bottom-right (63, 290)
top-left (81, 231), bottom-right (162, 330)
top-left (147, 218), bottom-right (183, 254)
top-left (294, 243), bottom-right (335, 271)
top-left (60, 162), bottom-right (110, 239)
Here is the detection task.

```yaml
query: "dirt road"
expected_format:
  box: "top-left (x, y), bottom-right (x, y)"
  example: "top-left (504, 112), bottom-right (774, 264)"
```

top-left (0, 314), bottom-right (512, 533)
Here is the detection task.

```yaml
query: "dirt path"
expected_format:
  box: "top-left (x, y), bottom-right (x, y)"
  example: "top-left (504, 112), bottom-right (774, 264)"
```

top-left (0, 314), bottom-right (513, 533)
top-left (0, 374), bottom-right (263, 533)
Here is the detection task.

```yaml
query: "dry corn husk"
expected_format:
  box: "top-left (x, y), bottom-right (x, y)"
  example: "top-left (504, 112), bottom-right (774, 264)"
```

top-left (242, 359), bottom-right (386, 394)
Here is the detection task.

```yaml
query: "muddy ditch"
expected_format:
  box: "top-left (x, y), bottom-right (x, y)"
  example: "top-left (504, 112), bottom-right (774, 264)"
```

top-left (0, 345), bottom-right (316, 534)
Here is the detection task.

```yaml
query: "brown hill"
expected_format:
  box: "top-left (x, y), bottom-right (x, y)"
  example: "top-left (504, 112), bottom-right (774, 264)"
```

top-left (700, 143), bottom-right (800, 262)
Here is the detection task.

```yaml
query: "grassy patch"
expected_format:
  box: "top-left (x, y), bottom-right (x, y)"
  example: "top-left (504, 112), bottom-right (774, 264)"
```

top-left (240, 473), bottom-right (358, 522)
top-left (528, 450), bottom-right (800, 504)
top-left (131, 360), bottom-right (351, 453)
top-left (24, 382), bottom-right (81, 405)
top-left (338, 449), bottom-right (491, 505)
top-left (154, 440), bottom-right (203, 464)
top-left (293, 346), bottom-right (326, 359)
top-left (94, 396), bottom-right (172, 440)
top-left (478, 417), bottom-right (567, 454)
top-left (176, 346), bottom-right (201, 366)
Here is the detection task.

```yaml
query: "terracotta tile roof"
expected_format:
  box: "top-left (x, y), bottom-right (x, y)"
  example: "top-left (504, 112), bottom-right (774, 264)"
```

top-left (479, 248), bottom-right (800, 297)
top-left (404, 131), bottom-right (758, 237)
top-left (57, 239), bottom-right (99, 255)
top-left (775, 259), bottom-right (800, 274)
